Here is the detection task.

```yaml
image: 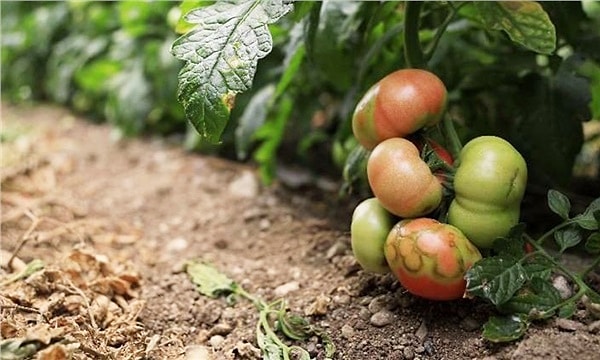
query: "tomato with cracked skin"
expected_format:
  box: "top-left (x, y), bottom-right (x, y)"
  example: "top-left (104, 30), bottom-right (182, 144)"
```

top-left (352, 69), bottom-right (448, 150)
top-left (447, 136), bottom-right (528, 249)
top-left (384, 218), bottom-right (482, 301)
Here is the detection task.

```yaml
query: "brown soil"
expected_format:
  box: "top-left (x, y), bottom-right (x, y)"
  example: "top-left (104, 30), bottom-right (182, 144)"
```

top-left (1, 103), bottom-right (599, 360)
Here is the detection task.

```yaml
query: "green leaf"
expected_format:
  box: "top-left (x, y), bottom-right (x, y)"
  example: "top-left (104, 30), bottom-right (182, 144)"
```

top-left (522, 254), bottom-right (553, 280)
top-left (185, 260), bottom-right (238, 298)
top-left (482, 314), bottom-right (529, 343)
top-left (0, 339), bottom-right (41, 360)
top-left (105, 60), bottom-right (153, 136)
top-left (473, 1), bottom-right (556, 54)
top-left (256, 327), bottom-right (284, 360)
top-left (465, 256), bottom-right (528, 306)
top-left (278, 312), bottom-right (312, 341)
top-left (175, 1), bottom-right (214, 34)
top-left (553, 225), bottom-right (582, 252)
top-left (574, 197), bottom-right (600, 230)
top-left (511, 72), bottom-right (585, 186)
top-left (498, 277), bottom-right (562, 318)
top-left (253, 96), bottom-right (293, 184)
top-left (492, 224), bottom-right (527, 258)
top-left (585, 232), bottom-right (600, 254)
top-left (341, 144), bottom-right (369, 195)
top-left (235, 84), bottom-right (276, 160)
top-left (171, 0), bottom-right (292, 143)
top-left (547, 189), bottom-right (571, 220)
top-left (1, 259), bottom-right (44, 286)
top-left (274, 24), bottom-right (305, 100)
top-left (308, 0), bottom-right (363, 91)
top-left (559, 302), bottom-right (577, 319)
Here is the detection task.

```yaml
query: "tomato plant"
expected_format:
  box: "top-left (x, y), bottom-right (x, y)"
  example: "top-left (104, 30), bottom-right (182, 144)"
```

top-left (384, 218), bottom-right (482, 301)
top-left (447, 136), bottom-right (528, 249)
top-left (367, 137), bottom-right (443, 218)
top-left (351, 69), bottom-right (448, 150)
top-left (350, 197), bottom-right (394, 274)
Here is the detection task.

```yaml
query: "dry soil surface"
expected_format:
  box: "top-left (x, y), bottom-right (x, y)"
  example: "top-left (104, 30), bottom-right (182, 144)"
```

top-left (1, 103), bottom-right (600, 360)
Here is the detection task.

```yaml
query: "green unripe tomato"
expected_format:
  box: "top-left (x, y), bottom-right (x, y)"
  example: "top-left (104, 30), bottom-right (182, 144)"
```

top-left (448, 202), bottom-right (520, 249)
top-left (448, 136), bottom-right (528, 249)
top-left (384, 218), bottom-right (482, 301)
top-left (351, 198), bottom-right (394, 273)
top-left (352, 69), bottom-right (448, 150)
top-left (453, 136), bottom-right (527, 206)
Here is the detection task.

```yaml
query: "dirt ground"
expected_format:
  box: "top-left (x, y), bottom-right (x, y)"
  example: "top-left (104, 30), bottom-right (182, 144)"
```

top-left (1, 103), bottom-right (599, 360)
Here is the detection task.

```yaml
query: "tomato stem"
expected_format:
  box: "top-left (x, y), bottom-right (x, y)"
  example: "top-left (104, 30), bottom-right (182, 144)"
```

top-left (524, 233), bottom-right (600, 311)
top-left (533, 219), bottom-right (577, 247)
top-left (442, 115), bottom-right (462, 159)
top-left (404, 1), bottom-right (425, 69)
top-left (424, 1), bottom-right (467, 61)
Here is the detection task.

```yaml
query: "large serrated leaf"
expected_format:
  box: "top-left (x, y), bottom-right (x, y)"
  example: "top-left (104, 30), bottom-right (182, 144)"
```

top-left (474, 1), bottom-right (556, 55)
top-left (171, 0), bottom-right (292, 143)
top-left (465, 257), bottom-right (527, 306)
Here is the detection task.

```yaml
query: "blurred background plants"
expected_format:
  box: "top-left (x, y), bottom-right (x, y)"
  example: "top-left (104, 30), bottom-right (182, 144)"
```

top-left (2, 1), bottom-right (599, 204)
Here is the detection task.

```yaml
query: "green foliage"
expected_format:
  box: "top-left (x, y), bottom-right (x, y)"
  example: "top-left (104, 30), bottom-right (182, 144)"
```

top-left (2, 1), bottom-right (599, 187)
top-left (466, 190), bottom-right (600, 343)
top-left (1, 1), bottom-right (185, 136)
top-left (169, 0), bottom-right (598, 190)
top-left (185, 260), bottom-right (335, 360)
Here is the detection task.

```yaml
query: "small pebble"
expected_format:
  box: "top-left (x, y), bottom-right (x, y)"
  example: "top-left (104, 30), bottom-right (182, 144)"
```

top-left (166, 237), bottom-right (188, 252)
top-left (274, 281), bottom-right (299, 297)
top-left (228, 171), bottom-right (259, 198)
top-left (333, 294), bottom-right (351, 305)
top-left (358, 307), bottom-right (371, 321)
top-left (403, 347), bottom-right (415, 360)
top-left (326, 241), bottom-right (347, 259)
top-left (209, 335), bottom-right (225, 348)
top-left (552, 275), bottom-right (573, 299)
top-left (370, 310), bottom-right (395, 327)
top-left (588, 320), bottom-right (600, 334)
top-left (555, 318), bottom-right (583, 332)
top-left (460, 316), bottom-right (481, 332)
top-left (415, 321), bottom-right (428, 342)
top-left (341, 324), bottom-right (355, 339)
top-left (185, 345), bottom-right (212, 360)
top-left (208, 323), bottom-right (232, 336)
top-left (368, 295), bottom-right (392, 313)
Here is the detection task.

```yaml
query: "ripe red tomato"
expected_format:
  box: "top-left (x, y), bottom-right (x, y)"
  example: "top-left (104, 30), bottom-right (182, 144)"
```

top-left (352, 69), bottom-right (448, 150)
top-left (384, 218), bottom-right (482, 301)
top-left (367, 138), bottom-right (442, 218)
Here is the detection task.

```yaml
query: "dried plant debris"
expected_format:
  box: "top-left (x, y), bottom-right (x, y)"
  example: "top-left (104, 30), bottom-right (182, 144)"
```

top-left (0, 248), bottom-right (144, 359)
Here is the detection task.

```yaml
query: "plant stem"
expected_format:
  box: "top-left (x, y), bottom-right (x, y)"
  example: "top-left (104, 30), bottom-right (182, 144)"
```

top-left (582, 255), bottom-right (600, 278)
top-left (525, 233), bottom-right (600, 305)
top-left (403, 1), bottom-right (425, 68)
top-left (533, 220), bottom-right (576, 247)
top-left (258, 308), bottom-right (291, 360)
top-left (424, 1), bottom-right (467, 61)
top-left (442, 115), bottom-right (462, 159)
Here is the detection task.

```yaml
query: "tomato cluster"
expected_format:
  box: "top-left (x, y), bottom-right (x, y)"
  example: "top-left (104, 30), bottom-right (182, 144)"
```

top-left (349, 69), bottom-right (528, 301)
